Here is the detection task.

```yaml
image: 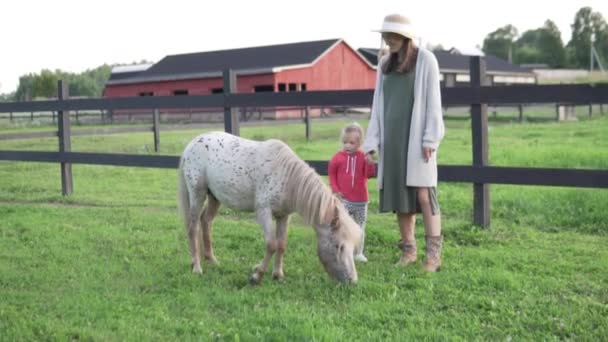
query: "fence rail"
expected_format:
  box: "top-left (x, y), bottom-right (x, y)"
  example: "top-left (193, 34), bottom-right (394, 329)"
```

top-left (1, 58), bottom-right (607, 228)
top-left (2, 151), bottom-right (607, 189)
top-left (2, 84), bottom-right (608, 114)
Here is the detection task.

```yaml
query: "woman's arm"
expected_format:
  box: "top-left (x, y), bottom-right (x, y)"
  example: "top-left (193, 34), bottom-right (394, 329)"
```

top-left (362, 58), bottom-right (386, 154)
top-left (422, 52), bottom-right (445, 150)
top-left (365, 159), bottom-right (376, 178)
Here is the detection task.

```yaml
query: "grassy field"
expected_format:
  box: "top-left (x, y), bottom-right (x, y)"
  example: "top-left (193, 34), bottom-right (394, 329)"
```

top-left (539, 72), bottom-right (608, 85)
top-left (1, 115), bottom-right (607, 340)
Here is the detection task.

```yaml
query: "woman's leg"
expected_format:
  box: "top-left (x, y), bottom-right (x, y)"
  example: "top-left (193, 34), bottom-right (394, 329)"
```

top-left (398, 212), bottom-right (416, 241)
top-left (396, 212), bottom-right (417, 265)
top-left (417, 187), bottom-right (441, 236)
top-left (417, 188), bottom-right (443, 272)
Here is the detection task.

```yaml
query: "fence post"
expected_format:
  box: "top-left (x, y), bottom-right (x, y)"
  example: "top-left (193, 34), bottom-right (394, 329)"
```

top-left (153, 109), bottom-right (160, 152)
top-left (470, 56), bottom-right (490, 228)
top-left (223, 69), bottom-right (240, 136)
top-left (9, 112), bottom-right (13, 122)
top-left (305, 106), bottom-right (311, 141)
top-left (57, 80), bottom-right (73, 196)
top-left (588, 103), bottom-right (593, 117)
top-left (518, 104), bottom-right (523, 122)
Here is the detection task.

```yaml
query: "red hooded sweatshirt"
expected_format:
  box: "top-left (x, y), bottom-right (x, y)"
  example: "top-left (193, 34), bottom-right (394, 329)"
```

top-left (328, 150), bottom-right (376, 202)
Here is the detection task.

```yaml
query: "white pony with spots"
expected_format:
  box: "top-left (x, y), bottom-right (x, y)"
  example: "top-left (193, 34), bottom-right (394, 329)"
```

top-left (178, 131), bottom-right (361, 284)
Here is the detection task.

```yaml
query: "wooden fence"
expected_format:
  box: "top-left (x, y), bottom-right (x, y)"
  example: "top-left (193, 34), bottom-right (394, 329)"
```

top-left (1, 57), bottom-right (608, 228)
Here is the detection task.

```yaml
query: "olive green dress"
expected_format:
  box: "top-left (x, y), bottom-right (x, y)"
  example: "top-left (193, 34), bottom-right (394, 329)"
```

top-left (379, 69), bottom-right (440, 214)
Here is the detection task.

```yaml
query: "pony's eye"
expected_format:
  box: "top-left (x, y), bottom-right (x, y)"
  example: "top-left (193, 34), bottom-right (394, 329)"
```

top-left (339, 245), bottom-right (344, 252)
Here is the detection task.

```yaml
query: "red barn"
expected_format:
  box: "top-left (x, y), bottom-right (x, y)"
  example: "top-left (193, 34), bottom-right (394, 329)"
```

top-left (103, 39), bottom-right (376, 120)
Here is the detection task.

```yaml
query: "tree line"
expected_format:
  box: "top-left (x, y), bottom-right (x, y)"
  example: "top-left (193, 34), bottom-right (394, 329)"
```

top-left (10, 65), bottom-right (113, 101)
top-left (2, 60), bottom-right (150, 102)
top-left (482, 6), bottom-right (607, 68)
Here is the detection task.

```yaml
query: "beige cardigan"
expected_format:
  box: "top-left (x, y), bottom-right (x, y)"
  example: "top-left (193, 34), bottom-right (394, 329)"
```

top-left (362, 48), bottom-right (445, 188)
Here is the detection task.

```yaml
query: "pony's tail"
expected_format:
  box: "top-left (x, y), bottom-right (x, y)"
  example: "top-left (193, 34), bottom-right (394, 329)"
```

top-left (177, 158), bottom-right (190, 233)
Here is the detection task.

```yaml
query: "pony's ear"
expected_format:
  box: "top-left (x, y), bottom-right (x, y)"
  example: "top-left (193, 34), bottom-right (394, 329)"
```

top-left (330, 206), bottom-right (340, 230)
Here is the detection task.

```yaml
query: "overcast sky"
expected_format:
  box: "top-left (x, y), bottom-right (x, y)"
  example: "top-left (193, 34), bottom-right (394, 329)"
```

top-left (1, 0), bottom-right (606, 93)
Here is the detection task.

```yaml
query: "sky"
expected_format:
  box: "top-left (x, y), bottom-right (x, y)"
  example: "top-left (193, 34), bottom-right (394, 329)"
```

top-left (1, 0), bottom-right (606, 94)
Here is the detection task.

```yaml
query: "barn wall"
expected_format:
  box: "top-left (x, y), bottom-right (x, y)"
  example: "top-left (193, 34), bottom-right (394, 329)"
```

top-left (102, 41), bottom-right (376, 120)
top-left (274, 42), bottom-right (375, 91)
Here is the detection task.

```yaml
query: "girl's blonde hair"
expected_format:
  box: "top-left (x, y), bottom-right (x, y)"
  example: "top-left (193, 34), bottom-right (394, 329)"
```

top-left (340, 122), bottom-right (365, 146)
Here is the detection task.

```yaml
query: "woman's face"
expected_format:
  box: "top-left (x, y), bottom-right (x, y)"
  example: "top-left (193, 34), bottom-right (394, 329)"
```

top-left (382, 32), bottom-right (405, 53)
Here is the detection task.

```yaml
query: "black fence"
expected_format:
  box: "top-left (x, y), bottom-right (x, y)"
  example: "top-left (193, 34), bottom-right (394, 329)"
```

top-left (1, 57), bottom-right (608, 228)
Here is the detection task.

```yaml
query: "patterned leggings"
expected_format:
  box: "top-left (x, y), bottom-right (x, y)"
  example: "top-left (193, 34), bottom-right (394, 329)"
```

top-left (342, 200), bottom-right (368, 255)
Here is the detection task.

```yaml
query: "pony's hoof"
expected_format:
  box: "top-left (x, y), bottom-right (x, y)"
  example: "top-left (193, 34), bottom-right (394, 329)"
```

top-left (249, 273), bottom-right (262, 285)
top-left (205, 256), bottom-right (219, 265)
top-left (272, 272), bottom-right (284, 281)
top-left (192, 265), bottom-right (202, 274)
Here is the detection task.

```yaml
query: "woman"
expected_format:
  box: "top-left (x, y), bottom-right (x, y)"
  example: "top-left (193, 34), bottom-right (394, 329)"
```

top-left (363, 14), bottom-right (445, 272)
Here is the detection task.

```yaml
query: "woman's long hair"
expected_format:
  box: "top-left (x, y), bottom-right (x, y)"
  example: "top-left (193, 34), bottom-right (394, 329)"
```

top-left (382, 38), bottom-right (418, 74)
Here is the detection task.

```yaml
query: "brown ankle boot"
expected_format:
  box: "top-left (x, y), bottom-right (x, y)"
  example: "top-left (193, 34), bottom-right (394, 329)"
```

top-left (423, 235), bottom-right (443, 272)
top-left (396, 240), bottom-right (417, 266)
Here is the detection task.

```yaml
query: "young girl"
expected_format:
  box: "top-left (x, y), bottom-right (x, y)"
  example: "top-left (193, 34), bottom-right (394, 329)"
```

top-left (329, 122), bottom-right (375, 262)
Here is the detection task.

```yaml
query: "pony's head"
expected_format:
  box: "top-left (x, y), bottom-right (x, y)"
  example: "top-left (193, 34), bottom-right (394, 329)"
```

top-left (315, 202), bottom-right (361, 284)
top-left (275, 144), bottom-right (361, 284)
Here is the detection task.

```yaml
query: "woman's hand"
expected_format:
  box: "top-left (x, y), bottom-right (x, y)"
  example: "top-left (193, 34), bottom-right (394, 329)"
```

top-left (423, 147), bottom-right (435, 163)
top-left (365, 152), bottom-right (375, 164)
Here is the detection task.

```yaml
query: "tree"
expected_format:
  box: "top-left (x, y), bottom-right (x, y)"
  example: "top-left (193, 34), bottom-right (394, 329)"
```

top-left (482, 24), bottom-right (518, 61)
top-left (514, 20), bottom-right (566, 67)
top-left (33, 69), bottom-right (58, 98)
top-left (69, 75), bottom-right (98, 97)
top-left (15, 74), bottom-right (36, 101)
top-left (514, 29), bottom-right (542, 64)
top-left (0, 92), bottom-right (15, 102)
top-left (567, 7), bottom-right (608, 69)
top-left (426, 42), bottom-right (445, 51)
top-left (538, 20), bottom-right (567, 67)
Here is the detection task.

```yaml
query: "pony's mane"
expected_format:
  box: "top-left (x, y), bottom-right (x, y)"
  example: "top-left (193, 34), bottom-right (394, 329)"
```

top-left (268, 140), bottom-right (336, 225)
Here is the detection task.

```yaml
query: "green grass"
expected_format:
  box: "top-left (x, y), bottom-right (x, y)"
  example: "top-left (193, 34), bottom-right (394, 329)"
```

top-left (538, 71), bottom-right (608, 85)
top-left (1, 116), bottom-right (607, 340)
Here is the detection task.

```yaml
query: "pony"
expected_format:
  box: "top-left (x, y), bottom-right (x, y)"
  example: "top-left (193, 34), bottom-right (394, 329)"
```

top-left (177, 131), bottom-right (361, 284)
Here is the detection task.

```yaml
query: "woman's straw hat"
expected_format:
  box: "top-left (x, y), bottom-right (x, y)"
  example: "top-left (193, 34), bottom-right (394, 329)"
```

top-left (373, 14), bottom-right (417, 40)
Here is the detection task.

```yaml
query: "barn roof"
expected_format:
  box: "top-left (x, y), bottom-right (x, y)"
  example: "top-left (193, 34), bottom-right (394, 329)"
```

top-left (357, 48), bottom-right (533, 75)
top-left (106, 39), bottom-right (372, 85)
top-left (108, 64), bottom-right (153, 82)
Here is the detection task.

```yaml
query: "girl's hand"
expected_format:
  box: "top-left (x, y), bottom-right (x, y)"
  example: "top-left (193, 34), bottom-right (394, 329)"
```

top-left (423, 147), bottom-right (435, 163)
top-left (334, 192), bottom-right (344, 200)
